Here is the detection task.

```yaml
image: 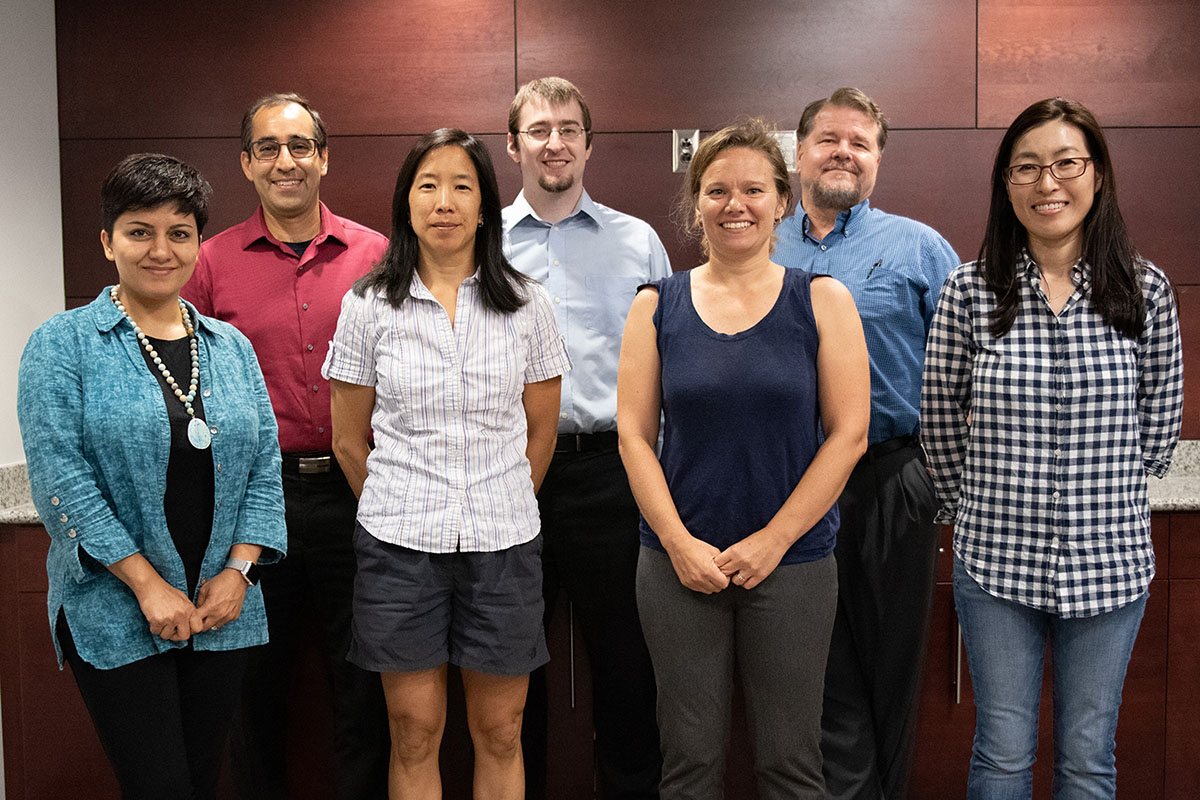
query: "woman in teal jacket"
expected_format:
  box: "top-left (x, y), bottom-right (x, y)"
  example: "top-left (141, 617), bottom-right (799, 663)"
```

top-left (17, 153), bottom-right (286, 799)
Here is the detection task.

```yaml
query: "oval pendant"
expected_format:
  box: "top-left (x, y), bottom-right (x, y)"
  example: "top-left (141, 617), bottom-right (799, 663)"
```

top-left (188, 417), bottom-right (212, 450)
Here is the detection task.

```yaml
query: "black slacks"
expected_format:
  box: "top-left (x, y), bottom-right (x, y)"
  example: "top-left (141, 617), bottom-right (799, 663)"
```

top-left (59, 613), bottom-right (248, 800)
top-left (522, 444), bottom-right (662, 799)
top-left (821, 439), bottom-right (941, 800)
top-left (229, 463), bottom-right (390, 800)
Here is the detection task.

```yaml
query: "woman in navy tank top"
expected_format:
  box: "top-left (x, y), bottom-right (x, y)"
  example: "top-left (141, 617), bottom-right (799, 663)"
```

top-left (617, 119), bottom-right (870, 799)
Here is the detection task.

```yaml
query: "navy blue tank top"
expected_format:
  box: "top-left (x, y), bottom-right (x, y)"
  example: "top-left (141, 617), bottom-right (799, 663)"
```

top-left (638, 268), bottom-right (837, 564)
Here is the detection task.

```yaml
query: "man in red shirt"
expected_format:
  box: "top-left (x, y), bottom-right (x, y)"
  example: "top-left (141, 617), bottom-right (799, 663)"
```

top-left (182, 92), bottom-right (389, 800)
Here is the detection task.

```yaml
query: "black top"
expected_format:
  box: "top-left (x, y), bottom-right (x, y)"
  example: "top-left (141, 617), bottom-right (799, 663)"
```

top-left (141, 335), bottom-right (215, 595)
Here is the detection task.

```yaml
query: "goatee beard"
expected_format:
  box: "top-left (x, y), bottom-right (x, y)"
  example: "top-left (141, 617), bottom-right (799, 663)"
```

top-left (808, 181), bottom-right (862, 211)
top-left (539, 174), bottom-right (575, 194)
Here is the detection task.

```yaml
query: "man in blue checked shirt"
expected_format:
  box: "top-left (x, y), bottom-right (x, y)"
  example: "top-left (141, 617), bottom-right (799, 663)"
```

top-left (774, 87), bottom-right (959, 800)
top-left (503, 76), bottom-right (669, 799)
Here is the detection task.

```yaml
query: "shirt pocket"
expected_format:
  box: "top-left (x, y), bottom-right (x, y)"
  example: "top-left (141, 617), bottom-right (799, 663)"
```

top-left (1079, 332), bottom-right (1138, 408)
top-left (582, 276), bottom-right (642, 337)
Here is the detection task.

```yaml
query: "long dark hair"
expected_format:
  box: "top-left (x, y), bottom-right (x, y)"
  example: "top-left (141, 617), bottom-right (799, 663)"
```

top-left (980, 98), bottom-right (1143, 339)
top-left (355, 128), bottom-right (530, 312)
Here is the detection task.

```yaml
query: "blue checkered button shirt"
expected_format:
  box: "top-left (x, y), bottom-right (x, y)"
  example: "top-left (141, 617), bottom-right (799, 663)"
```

top-left (921, 255), bottom-right (1183, 618)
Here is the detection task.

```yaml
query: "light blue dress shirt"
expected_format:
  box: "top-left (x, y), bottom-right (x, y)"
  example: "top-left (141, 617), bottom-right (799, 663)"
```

top-left (503, 190), bottom-right (671, 434)
top-left (774, 199), bottom-right (959, 444)
top-left (18, 289), bottom-right (287, 669)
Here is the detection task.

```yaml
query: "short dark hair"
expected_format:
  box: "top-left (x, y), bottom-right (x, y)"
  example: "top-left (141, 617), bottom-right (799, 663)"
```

top-left (508, 77), bottom-right (594, 148)
top-left (100, 153), bottom-right (212, 235)
top-left (673, 117), bottom-right (792, 256)
top-left (980, 97), bottom-right (1144, 339)
top-left (240, 92), bottom-right (328, 154)
top-left (355, 128), bottom-right (530, 313)
top-left (797, 87), bottom-right (889, 151)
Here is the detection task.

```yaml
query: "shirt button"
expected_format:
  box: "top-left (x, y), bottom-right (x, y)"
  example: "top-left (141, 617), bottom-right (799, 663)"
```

top-left (59, 513), bottom-right (68, 522)
top-left (302, 303), bottom-right (309, 310)
top-left (319, 426), bottom-right (325, 433)
top-left (1052, 491), bottom-right (1061, 499)
top-left (203, 389), bottom-right (211, 397)
top-left (553, 260), bottom-right (560, 266)
top-left (307, 344), bottom-right (314, 351)
top-left (553, 225), bottom-right (559, 230)
top-left (313, 385), bottom-right (319, 392)
top-left (1055, 403), bottom-right (1063, 411)
top-left (554, 297), bottom-right (561, 304)
top-left (67, 529), bottom-right (77, 538)
top-left (820, 245), bottom-right (827, 251)
top-left (210, 426), bottom-right (218, 434)
top-left (50, 496), bottom-right (60, 506)
top-left (1055, 449), bottom-right (1062, 457)
top-left (560, 412), bottom-right (568, 419)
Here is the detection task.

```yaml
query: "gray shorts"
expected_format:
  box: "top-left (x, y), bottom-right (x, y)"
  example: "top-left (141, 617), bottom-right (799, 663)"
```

top-left (348, 523), bottom-right (548, 676)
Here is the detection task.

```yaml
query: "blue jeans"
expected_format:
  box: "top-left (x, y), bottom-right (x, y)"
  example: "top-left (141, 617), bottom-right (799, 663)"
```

top-left (952, 556), bottom-right (1145, 800)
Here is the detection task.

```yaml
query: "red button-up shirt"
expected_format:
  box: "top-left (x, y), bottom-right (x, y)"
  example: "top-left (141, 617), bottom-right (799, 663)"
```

top-left (182, 203), bottom-right (387, 452)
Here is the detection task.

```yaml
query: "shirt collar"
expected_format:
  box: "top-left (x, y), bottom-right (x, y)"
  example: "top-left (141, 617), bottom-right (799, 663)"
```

top-left (504, 189), bottom-right (604, 232)
top-left (800, 197), bottom-right (872, 242)
top-left (406, 268), bottom-right (481, 301)
top-left (92, 286), bottom-right (225, 337)
top-left (1019, 248), bottom-right (1092, 291)
top-left (238, 201), bottom-right (348, 252)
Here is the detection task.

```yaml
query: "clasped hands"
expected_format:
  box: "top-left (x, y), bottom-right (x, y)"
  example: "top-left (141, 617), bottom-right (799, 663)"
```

top-left (666, 529), bottom-right (789, 595)
top-left (136, 569), bottom-right (248, 641)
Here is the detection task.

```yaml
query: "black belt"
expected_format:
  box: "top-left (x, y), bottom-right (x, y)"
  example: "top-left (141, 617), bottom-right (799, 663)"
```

top-left (864, 434), bottom-right (919, 462)
top-left (555, 431), bottom-right (618, 454)
top-left (282, 452), bottom-right (336, 474)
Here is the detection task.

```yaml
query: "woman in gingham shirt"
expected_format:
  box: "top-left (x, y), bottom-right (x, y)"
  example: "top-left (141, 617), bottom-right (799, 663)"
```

top-left (922, 98), bottom-right (1183, 799)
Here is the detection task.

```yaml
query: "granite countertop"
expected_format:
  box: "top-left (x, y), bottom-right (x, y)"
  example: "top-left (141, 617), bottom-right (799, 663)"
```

top-left (4, 442), bottom-right (1200, 526)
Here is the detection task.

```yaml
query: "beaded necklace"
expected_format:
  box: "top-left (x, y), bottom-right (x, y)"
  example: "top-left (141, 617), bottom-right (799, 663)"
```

top-left (110, 285), bottom-right (211, 449)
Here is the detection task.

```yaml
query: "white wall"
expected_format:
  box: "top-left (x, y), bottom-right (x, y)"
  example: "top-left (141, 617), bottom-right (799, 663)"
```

top-left (0, 1), bottom-right (63, 795)
top-left (1, 0), bottom-right (64, 467)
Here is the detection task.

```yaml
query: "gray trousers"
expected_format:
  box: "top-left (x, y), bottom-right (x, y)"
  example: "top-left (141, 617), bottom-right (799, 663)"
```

top-left (636, 546), bottom-right (837, 800)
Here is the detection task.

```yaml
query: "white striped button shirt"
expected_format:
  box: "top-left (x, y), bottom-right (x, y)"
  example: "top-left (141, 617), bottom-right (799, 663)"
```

top-left (921, 255), bottom-right (1183, 618)
top-left (323, 272), bottom-right (569, 553)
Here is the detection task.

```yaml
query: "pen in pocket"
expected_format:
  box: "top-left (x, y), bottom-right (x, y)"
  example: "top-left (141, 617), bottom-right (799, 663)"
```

top-left (866, 259), bottom-right (882, 280)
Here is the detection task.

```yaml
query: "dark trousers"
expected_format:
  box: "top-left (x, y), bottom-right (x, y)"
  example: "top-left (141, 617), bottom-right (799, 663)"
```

top-left (522, 444), bottom-right (662, 799)
top-left (821, 439), bottom-right (941, 800)
top-left (229, 463), bottom-right (390, 800)
top-left (59, 613), bottom-right (248, 800)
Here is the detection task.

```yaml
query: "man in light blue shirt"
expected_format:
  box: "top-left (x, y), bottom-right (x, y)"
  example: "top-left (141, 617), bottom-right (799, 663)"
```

top-left (503, 76), bottom-right (669, 799)
top-left (775, 88), bottom-right (959, 800)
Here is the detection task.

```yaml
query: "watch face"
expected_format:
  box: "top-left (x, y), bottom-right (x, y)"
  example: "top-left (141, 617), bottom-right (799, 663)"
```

top-left (244, 562), bottom-right (262, 586)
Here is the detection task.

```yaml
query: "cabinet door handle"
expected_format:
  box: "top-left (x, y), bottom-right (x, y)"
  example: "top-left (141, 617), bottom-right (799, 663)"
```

top-left (955, 621), bottom-right (963, 705)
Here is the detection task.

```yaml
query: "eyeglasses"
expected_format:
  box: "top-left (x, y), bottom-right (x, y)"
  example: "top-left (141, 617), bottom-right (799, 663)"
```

top-left (1005, 157), bottom-right (1093, 186)
top-left (516, 125), bottom-right (587, 143)
top-left (248, 137), bottom-right (321, 161)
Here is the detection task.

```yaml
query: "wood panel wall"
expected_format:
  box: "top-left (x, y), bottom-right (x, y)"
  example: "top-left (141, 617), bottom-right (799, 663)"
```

top-left (53, 0), bottom-right (1200, 391)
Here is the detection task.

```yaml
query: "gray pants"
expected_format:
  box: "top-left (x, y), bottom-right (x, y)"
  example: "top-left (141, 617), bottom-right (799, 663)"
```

top-left (636, 546), bottom-right (837, 800)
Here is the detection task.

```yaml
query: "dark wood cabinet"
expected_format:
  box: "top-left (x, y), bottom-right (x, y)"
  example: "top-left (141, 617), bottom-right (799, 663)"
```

top-left (3, 515), bottom-right (1197, 798)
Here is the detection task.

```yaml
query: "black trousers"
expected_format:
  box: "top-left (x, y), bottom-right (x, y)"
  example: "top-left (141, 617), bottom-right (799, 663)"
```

top-left (59, 613), bottom-right (248, 800)
top-left (522, 444), bottom-right (662, 799)
top-left (821, 439), bottom-right (941, 800)
top-left (229, 463), bottom-right (390, 800)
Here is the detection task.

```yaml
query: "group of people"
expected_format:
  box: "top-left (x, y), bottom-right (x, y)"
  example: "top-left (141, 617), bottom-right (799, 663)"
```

top-left (16, 75), bottom-right (1181, 800)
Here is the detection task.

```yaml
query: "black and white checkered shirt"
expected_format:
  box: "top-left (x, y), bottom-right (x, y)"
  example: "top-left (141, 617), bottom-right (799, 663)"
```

top-left (922, 254), bottom-right (1183, 618)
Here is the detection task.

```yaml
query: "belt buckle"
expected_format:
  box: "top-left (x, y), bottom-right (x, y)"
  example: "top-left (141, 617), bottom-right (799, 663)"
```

top-left (297, 456), bottom-right (332, 474)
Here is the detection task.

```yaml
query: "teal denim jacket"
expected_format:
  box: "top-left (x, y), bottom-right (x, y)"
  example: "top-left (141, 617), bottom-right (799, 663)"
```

top-left (17, 289), bottom-right (287, 669)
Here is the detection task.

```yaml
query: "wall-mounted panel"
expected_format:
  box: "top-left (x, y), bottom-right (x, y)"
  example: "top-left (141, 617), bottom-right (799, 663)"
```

top-left (56, 0), bottom-right (516, 139)
top-left (869, 129), bottom-right (1000, 263)
top-left (516, 0), bottom-right (977, 133)
top-left (1176, 287), bottom-right (1200, 441)
top-left (979, 0), bottom-right (1200, 127)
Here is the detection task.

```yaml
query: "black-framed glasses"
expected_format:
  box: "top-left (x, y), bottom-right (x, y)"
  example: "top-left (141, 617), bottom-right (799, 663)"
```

top-left (248, 137), bottom-right (321, 161)
top-left (1005, 157), bottom-right (1093, 185)
top-left (516, 125), bottom-right (587, 143)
